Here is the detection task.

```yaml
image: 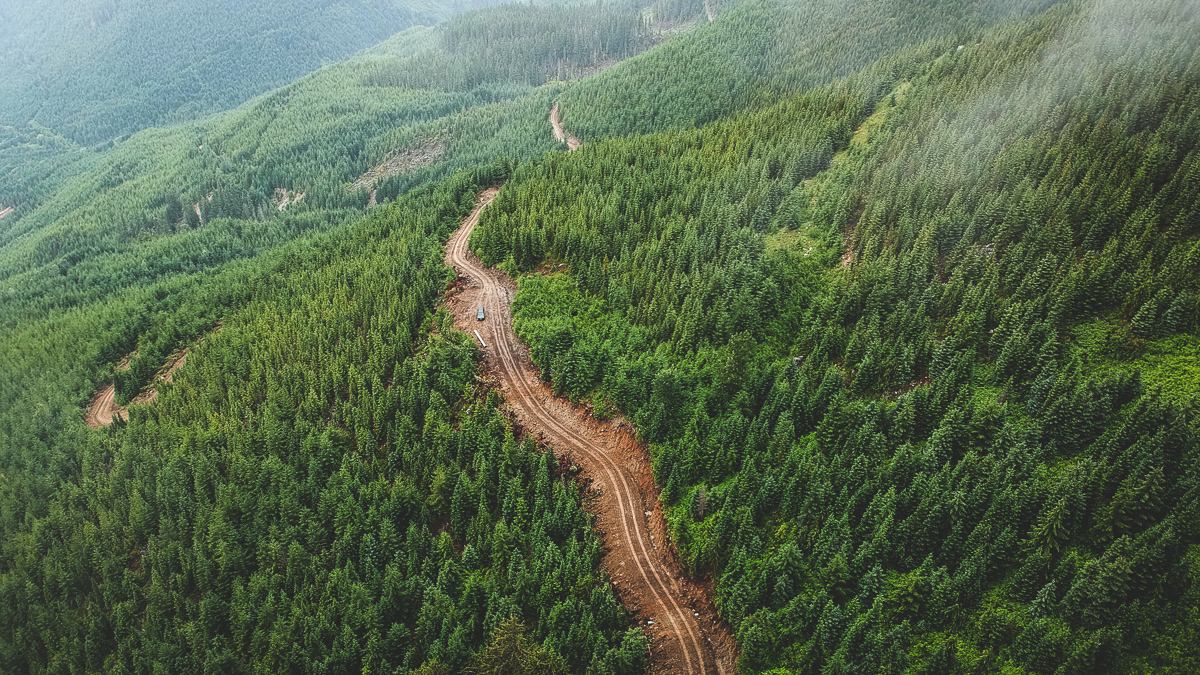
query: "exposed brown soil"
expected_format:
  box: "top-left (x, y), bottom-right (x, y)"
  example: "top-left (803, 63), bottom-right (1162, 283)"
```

top-left (0, 206), bottom-right (13, 220)
top-left (549, 103), bottom-right (582, 151)
top-left (353, 139), bottom-right (445, 192)
top-left (85, 383), bottom-right (126, 428)
top-left (445, 189), bottom-right (736, 674)
top-left (132, 350), bottom-right (188, 406)
top-left (550, 103), bottom-right (566, 143)
top-left (272, 188), bottom-right (306, 211)
top-left (85, 350), bottom-right (189, 428)
top-left (190, 193), bottom-right (214, 228)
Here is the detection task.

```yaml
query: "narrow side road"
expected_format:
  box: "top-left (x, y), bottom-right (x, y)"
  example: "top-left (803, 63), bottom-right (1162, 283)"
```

top-left (445, 189), bottom-right (737, 674)
top-left (85, 383), bottom-right (126, 428)
top-left (549, 103), bottom-right (582, 151)
top-left (85, 350), bottom-right (188, 428)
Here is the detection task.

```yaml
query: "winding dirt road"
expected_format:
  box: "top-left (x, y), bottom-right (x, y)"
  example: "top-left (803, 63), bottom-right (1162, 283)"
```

top-left (85, 383), bottom-right (126, 428)
top-left (549, 103), bottom-right (582, 151)
top-left (446, 189), bottom-right (735, 674)
top-left (85, 350), bottom-right (188, 428)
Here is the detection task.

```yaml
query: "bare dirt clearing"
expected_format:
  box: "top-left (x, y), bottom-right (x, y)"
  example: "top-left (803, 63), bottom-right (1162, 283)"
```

top-left (445, 189), bottom-right (735, 674)
top-left (0, 206), bottom-right (13, 219)
top-left (353, 138), bottom-right (445, 192)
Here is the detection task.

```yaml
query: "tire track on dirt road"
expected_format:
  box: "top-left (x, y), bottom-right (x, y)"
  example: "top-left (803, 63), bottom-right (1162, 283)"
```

top-left (86, 383), bottom-right (126, 428)
top-left (447, 188), bottom-right (734, 674)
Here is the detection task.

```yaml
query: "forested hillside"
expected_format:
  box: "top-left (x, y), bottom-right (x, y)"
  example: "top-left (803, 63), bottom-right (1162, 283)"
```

top-left (554, 0), bottom-right (1056, 138)
top-left (0, 0), bottom-right (503, 145)
top-left (2, 0), bottom-right (1198, 672)
top-left (0, 165), bottom-right (648, 673)
top-left (0, 0), bottom-right (1042, 316)
top-left (0, 0), bottom-right (665, 334)
top-left (473, 0), bottom-right (1200, 671)
top-left (0, 2), bottom-right (681, 671)
top-left (0, 0), bottom-right (526, 228)
top-left (0, 0), bottom-right (703, 551)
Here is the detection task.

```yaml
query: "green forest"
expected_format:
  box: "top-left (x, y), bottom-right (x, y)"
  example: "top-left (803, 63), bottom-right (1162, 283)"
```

top-left (0, 0), bottom-right (509, 145)
top-left (0, 0), bottom-right (521, 229)
top-left (2, 165), bottom-right (647, 674)
top-left (1, 0), bottom-right (1198, 672)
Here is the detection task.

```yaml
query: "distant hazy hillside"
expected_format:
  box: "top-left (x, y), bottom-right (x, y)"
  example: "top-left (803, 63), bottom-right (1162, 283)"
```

top-left (0, 0), bottom-right (502, 146)
top-left (0, 0), bottom-right (663, 301)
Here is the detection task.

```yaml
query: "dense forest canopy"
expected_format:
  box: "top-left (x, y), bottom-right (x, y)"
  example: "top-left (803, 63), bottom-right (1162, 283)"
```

top-left (1, 0), bottom-right (1198, 672)
top-left (473, 0), bottom-right (1200, 671)
top-left (0, 0), bottom-right (506, 145)
top-left (0, 0), bottom-right (513, 227)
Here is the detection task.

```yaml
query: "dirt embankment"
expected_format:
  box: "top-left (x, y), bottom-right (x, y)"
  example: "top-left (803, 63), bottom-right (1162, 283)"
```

top-left (549, 103), bottom-right (582, 151)
top-left (445, 189), bottom-right (736, 674)
top-left (85, 350), bottom-right (189, 429)
top-left (0, 206), bottom-right (14, 220)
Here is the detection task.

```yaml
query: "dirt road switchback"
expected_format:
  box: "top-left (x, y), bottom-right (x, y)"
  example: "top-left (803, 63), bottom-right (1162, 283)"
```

top-left (85, 350), bottom-right (188, 428)
top-left (445, 189), bottom-right (737, 674)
